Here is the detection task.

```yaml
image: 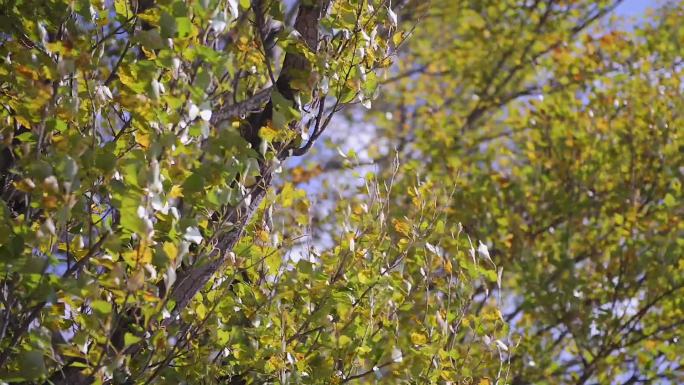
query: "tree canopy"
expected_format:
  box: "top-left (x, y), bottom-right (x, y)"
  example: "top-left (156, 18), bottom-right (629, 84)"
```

top-left (0, 0), bottom-right (682, 385)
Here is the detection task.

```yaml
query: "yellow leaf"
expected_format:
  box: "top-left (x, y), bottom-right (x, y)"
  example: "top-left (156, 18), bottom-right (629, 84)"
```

top-left (14, 178), bottom-right (36, 192)
top-left (16, 64), bottom-right (39, 80)
top-left (232, 344), bottom-right (244, 359)
top-left (265, 355), bottom-right (283, 371)
top-left (392, 219), bottom-right (411, 237)
top-left (392, 31), bottom-right (405, 47)
top-left (163, 242), bottom-right (178, 261)
top-left (643, 340), bottom-right (658, 350)
top-left (410, 332), bottom-right (427, 346)
top-left (339, 335), bottom-right (352, 347)
top-left (259, 124), bottom-right (278, 142)
top-left (444, 259), bottom-right (453, 274)
top-left (136, 245), bottom-right (152, 265)
top-left (138, 9), bottom-right (160, 25)
top-left (196, 303), bottom-right (207, 319)
top-left (43, 195), bottom-right (58, 209)
top-left (257, 229), bottom-right (269, 243)
top-left (118, 67), bottom-right (139, 91)
top-left (169, 185), bottom-right (184, 198)
top-left (142, 292), bottom-right (159, 302)
top-left (141, 46), bottom-right (157, 59)
top-left (136, 132), bottom-right (151, 148)
top-left (281, 183), bottom-right (295, 208)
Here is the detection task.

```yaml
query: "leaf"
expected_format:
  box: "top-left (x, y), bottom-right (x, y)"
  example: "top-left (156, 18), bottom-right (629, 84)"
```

top-left (184, 226), bottom-right (203, 244)
top-left (182, 173), bottom-right (204, 194)
top-left (410, 332), bottom-right (427, 346)
top-left (392, 347), bottom-right (403, 362)
top-left (259, 125), bottom-right (278, 143)
top-left (163, 242), bottom-right (178, 261)
top-left (169, 185), bottom-right (184, 198)
top-left (265, 252), bottom-right (281, 273)
top-left (114, 0), bottom-right (129, 17)
top-left (228, 0), bottom-right (240, 19)
top-left (15, 132), bottom-right (37, 143)
top-left (188, 103), bottom-right (199, 120)
top-left (124, 332), bottom-right (141, 346)
top-left (271, 90), bottom-right (301, 129)
top-left (127, 269), bottom-right (145, 291)
top-left (119, 67), bottom-right (146, 93)
top-left (136, 30), bottom-right (164, 50)
top-left (387, 7), bottom-right (398, 27)
top-left (392, 218), bottom-right (411, 237)
top-left (196, 303), bottom-right (207, 319)
top-left (199, 108), bottom-right (212, 121)
top-left (176, 17), bottom-right (193, 38)
top-left (663, 193), bottom-right (676, 207)
top-left (91, 300), bottom-right (112, 316)
top-left (477, 241), bottom-right (493, 265)
top-left (494, 339), bottom-right (508, 352)
top-left (15, 351), bottom-right (47, 380)
top-left (160, 12), bottom-right (177, 38)
top-left (339, 335), bottom-right (352, 347)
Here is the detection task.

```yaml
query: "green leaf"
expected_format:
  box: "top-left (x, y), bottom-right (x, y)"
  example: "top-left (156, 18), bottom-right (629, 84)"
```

top-left (339, 335), bottom-right (352, 347)
top-left (136, 30), bottom-right (164, 50)
top-left (196, 303), bottom-right (208, 319)
top-left (15, 132), bottom-right (37, 143)
top-left (663, 193), bottom-right (676, 207)
top-left (176, 17), bottom-right (193, 38)
top-left (265, 251), bottom-right (281, 273)
top-left (91, 300), bottom-right (112, 316)
top-left (160, 12), bottom-right (177, 38)
top-left (15, 351), bottom-right (47, 380)
top-left (114, 0), bottom-right (129, 17)
top-left (182, 172), bottom-right (204, 194)
top-left (124, 332), bottom-right (142, 346)
top-left (271, 90), bottom-right (301, 129)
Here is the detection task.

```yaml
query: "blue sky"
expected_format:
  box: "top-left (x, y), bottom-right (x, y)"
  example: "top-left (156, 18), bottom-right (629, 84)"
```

top-left (615, 0), bottom-right (657, 18)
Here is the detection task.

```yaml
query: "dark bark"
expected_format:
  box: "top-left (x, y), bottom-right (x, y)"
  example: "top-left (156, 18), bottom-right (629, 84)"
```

top-left (168, 0), bottom-right (328, 322)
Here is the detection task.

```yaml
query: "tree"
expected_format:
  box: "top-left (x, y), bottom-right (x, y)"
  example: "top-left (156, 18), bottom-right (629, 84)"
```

top-left (352, 0), bottom-right (683, 384)
top-left (3, 0), bottom-right (682, 384)
top-left (0, 0), bottom-right (504, 384)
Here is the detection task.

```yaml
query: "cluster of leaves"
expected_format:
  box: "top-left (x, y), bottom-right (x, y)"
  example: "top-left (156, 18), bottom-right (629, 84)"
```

top-left (1, 0), bottom-right (505, 384)
top-left (194, 171), bottom-right (508, 384)
top-left (348, 0), bottom-right (683, 384)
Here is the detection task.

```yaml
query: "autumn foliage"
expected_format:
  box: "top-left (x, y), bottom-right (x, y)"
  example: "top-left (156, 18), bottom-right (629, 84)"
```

top-left (1, 1), bottom-right (683, 385)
